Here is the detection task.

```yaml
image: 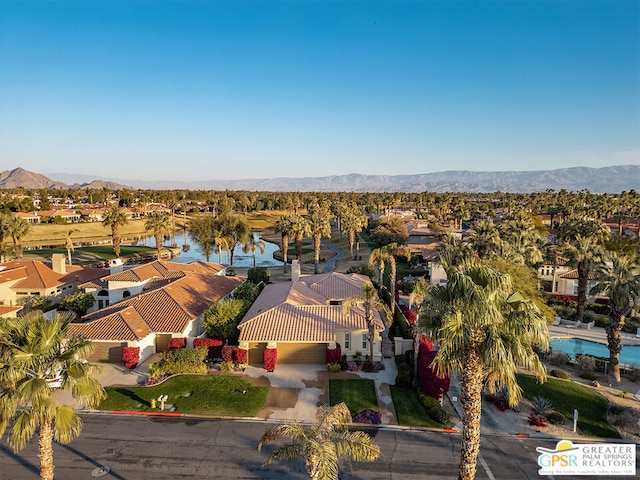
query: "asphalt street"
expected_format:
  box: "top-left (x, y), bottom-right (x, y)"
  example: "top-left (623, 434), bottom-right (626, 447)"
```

top-left (0, 415), bottom-right (636, 480)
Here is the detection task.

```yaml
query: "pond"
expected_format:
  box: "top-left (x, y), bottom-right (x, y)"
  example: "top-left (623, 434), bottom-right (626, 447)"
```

top-left (126, 232), bottom-right (282, 268)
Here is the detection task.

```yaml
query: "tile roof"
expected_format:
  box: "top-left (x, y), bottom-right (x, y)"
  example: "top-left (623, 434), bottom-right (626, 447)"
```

top-left (238, 272), bottom-right (384, 343)
top-left (70, 272), bottom-right (242, 341)
top-left (68, 307), bottom-right (153, 341)
top-left (0, 305), bottom-right (22, 317)
top-left (96, 260), bottom-right (225, 283)
top-left (559, 269), bottom-right (598, 280)
top-left (0, 260), bottom-right (106, 290)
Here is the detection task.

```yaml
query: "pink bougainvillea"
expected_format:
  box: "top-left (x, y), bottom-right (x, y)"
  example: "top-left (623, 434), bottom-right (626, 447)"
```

top-left (236, 348), bottom-right (248, 365)
top-left (168, 337), bottom-right (186, 350)
top-left (325, 343), bottom-right (341, 364)
top-left (264, 348), bottom-right (277, 371)
top-left (399, 304), bottom-right (417, 325)
top-left (222, 345), bottom-right (237, 363)
top-left (122, 346), bottom-right (140, 369)
top-left (193, 338), bottom-right (224, 358)
top-left (417, 338), bottom-right (450, 400)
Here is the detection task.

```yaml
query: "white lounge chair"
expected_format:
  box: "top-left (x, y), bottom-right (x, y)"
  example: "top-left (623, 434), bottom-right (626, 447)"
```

top-left (566, 321), bottom-right (581, 329)
top-left (579, 321), bottom-right (595, 330)
top-left (552, 316), bottom-right (562, 326)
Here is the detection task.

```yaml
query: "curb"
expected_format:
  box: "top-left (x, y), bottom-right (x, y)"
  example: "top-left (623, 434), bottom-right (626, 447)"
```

top-left (112, 410), bottom-right (183, 417)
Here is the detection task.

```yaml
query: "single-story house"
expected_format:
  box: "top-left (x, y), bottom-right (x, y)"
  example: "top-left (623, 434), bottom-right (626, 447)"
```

top-left (68, 269), bottom-right (242, 363)
top-left (237, 272), bottom-right (385, 364)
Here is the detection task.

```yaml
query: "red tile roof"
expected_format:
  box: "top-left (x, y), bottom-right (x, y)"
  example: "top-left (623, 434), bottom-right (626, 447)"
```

top-left (0, 260), bottom-right (106, 290)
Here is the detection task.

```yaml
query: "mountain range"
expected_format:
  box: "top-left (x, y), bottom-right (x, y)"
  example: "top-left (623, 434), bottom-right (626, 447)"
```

top-left (1, 165), bottom-right (639, 193)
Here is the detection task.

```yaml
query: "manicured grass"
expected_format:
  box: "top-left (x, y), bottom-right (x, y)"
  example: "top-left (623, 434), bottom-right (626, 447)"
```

top-left (100, 374), bottom-right (268, 417)
top-left (517, 374), bottom-right (619, 438)
top-left (329, 379), bottom-right (378, 415)
top-left (27, 245), bottom-right (157, 263)
top-left (390, 386), bottom-right (442, 428)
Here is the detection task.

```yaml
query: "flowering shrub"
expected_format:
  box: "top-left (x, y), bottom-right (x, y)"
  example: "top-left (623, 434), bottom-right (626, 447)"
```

top-left (399, 304), bottom-right (417, 325)
top-left (168, 337), bottom-right (186, 350)
top-left (373, 361), bottom-right (385, 372)
top-left (122, 347), bottom-right (140, 369)
top-left (527, 413), bottom-right (548, 427)
top-left (326, 343), bottom-right (342, 364)
top-left (144, 375), bottom-right (167, 386)
top-left (236, 348), bottom-right (248, 365)
top-left (347, 361), bottom-right (359, 372)
top-left (418, 341), bottom-right (450, 399)
top-left (491, 396), bottom-right (508, 411)
top-left (222, 345), bottom-right (237, 363)
top-left (264, 348), bottom-right (277, 371)
top-left (193, 337), bottom-right (224, 358)
top-left (327, 363), bottom-right (342, 372)
top-left (353, 409), bottom-right (382, 424)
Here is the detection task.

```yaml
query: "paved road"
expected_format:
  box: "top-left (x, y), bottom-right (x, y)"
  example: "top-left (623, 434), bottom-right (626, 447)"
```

top-left (1, 415), bottom-right (636, 480)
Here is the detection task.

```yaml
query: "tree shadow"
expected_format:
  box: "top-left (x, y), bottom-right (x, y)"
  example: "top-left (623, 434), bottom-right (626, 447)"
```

top-left (60, 443), bottom-right (127, 480)
top-left (114, 387), bottom-right (149, 407)
top-left (0, 442), bottom-right (39, 476)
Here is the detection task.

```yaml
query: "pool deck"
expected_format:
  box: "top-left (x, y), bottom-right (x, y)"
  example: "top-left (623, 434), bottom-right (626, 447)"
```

top-left (549, 324), bottom-right (640, 346)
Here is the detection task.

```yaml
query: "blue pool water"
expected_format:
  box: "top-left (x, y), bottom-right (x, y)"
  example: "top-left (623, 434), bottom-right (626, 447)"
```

top-left (549, 338), bottom-right (640, 366)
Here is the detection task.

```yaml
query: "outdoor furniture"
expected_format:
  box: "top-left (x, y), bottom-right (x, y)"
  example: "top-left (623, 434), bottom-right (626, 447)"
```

top-left (579, 321), bottom-right (595, 330)
top-left (552, 316), bottom-right (562, 326)
top-left (566, 321), bottom-right (581, 329)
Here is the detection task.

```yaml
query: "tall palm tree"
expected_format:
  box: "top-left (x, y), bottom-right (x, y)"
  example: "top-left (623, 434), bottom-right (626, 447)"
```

top-left (65, 228), bottom-right (80, 265)
top-left (0, 311), bottom-right (106, 480)
top-left (368, 243), bottom-right (410, 315)
top-left (342, 283), bottom-right (391, 362)
top-left (4, 215), bottom-right (31, 259)
top-left (590, 254), bottom-right (640, 383)
top-left (417, 261), bottom-right (548, 480)
top-left (289, 214), bottom-right (311, 262)
top-left (341, 207), bottom-right (368, 260)
top-left (258, 402), bottom-right (380, 480)
top-left (101, 205), bottom-right (128, 258)
top-left (309, 205), bottom-right (332, 274)
top-left (467, 220), bottom-right (501, 259)
top-left (144, 212), bottom-right (171, 259)
top-left (213, 230), bottom-right (231, 264)
top-left (563, 235), bottom-right (606, 322)
top-left (242, 234), bottom-right (266, 268)
top-left (215, 214), bottom-right (251, 266)
top-left (0, 212), bottom-right (10, 262)
top-left (274, 215), bottom-right (294, 273)
top-left (498, 210), bottom-right (544, 267)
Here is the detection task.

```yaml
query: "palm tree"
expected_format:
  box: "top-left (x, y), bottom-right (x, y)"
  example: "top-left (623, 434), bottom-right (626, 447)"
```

top-left (101, 205), bottom-right (128, 258)
top-left (274, 215), bottom-right (294, 273)
top-left (467, 220), bottom-right (501, 259)
top-left (289, 214), bottom-right (311, 262)
top-left (65, 228), bottom-right (80, 265)
top-left (342, 283), bottom-right (391, 362)
top-left (309, 205), bottom-right (332, 274)
top-left (144, 212), bottom-right (171, 259)
top-left (4, 215), bottom-right (31, 259)
top-left (498, 210), bottom-right (544, 267)
top-left (242, 234), bottom-right (266, 268)
top-left (417, 261), bottom-right (548, 480)
top-left (0, 311), bottom-right (106, 480)
top-left (563, 236), bottom-right (606, 322)
top-left (590, 254), bottom-right (640, 383)
top-left (215, 214), bottom-right (251, 266)
top-left (258, 402), bottom-right (380, 480)
top-left (368, 243), bottom-right (410, 315)
top-left (0, 212), bottom-right (10, 262)
top-left (341, 207), bottom-right (368, 260)
top-left (213, 230), bottom-right (231, 264)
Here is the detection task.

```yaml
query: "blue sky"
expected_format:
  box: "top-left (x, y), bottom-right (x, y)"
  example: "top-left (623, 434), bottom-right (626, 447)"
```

top-left (1, 0), bottom-right (638, 182)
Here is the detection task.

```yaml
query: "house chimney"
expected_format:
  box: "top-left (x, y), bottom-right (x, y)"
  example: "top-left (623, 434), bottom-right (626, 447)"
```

top-left (51, 253), bottom-right (66, 274)
top-left (291, 259), bottom-right (301, 282)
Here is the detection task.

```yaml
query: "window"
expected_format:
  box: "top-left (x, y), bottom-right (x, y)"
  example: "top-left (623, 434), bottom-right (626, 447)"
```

top-left (122, 290), bottom-right (131, 299)
top-left (362, 334), bottom-right (368, 350)
top-left (554, 281), bottom-right (559, 293)
top-left (344, 333), bottom-right (350, 350)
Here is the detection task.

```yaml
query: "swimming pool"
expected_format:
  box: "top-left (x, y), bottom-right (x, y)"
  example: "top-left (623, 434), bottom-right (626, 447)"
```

top-left (549, 338), bottom-right (640, 367)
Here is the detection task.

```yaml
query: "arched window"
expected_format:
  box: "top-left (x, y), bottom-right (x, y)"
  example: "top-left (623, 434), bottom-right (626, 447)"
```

top-left (97, 289), bottom-right (109, 309)
top-left (122, 290), bottom-right (131, 299)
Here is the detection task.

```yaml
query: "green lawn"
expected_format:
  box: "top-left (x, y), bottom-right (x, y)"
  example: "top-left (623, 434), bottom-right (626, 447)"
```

top-left (390, 386), bottom-right (442, 428)
top-left (100, 375), bottom-right (268, 417)
top-left (517, 374), bottom-right (619, 438)
top-left (27, 245), bottom-right (157, 263)
top-left (329, 379), bottom-right (378, 415)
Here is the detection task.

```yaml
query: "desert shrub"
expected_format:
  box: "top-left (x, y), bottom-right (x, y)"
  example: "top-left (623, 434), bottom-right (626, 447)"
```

top-left (527, 413), bottom-right (548, 427)
top-left (327, 363), bottom-right (342, 373)
top-left (579, 372), bottom-right (597, 381)
top-left (150, 361), bottom-right (207, 378)
top-left (576, 355), bottom-right (596, 372)
top-left (550, 369), bottom-right (570, 379)
top-left (168, 337), bottom-right (186, 350)
top-left (549, 352), bottom-right (570, 366)
top-left (554, 305), bottom-right (576, 320)
top-left (608, 405), bottom-right (640, 428)
top-left (417, 392), bottom-right (452, 427)
top-left (546, 411), bottom-right (566, 425)
top-left (219, 361), bottom-right (235, 372)
top-left (531, 396), bottom-right (553, 415)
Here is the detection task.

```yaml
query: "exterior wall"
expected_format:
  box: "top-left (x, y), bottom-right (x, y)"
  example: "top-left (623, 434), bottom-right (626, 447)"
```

top-left (137, 335), bottom-right (157, 362)
top-left (337, 328), bottom-right (382, 362)
top-left (0, 279), bottom-right (19, 306)
top-left (107, 280), bottom-right (146, 304)
top-left (183, 315), bottom-right (204, 338)
top-left (429, 263), bottom-right (448, 286)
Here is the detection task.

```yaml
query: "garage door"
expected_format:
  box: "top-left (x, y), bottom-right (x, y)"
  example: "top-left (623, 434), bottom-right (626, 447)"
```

top-left (276, 343), bottom-right (327, 364)
top-left (155, 334), bottom-right (172, 353)
top-left (248, 342), bottom-right (267, 365)
top-left (88, 342), bottom-right (126, 363)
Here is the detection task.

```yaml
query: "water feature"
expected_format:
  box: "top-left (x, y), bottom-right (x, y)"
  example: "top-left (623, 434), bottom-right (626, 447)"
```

top-left (549, 338), bottom-right (640, 367)
top-left (126, 232), bottom-right (282, 268)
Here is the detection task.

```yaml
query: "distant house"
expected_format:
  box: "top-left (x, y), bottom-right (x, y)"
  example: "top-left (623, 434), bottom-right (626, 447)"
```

top-left (237, 272), bottom-right (385, 364)
top-left (537, 256), bottom-right (601, 299)
top-left (69, 262), bottom-right (242, 363)
top-left (12, 211), bottom-right (41, 224)
top-left (0, 255), bottom-right (108, 312)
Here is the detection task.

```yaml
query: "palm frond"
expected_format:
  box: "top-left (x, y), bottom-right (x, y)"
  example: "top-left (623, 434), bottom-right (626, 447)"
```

top-left (8, 410), bottom-right (37, 452)
top-left (52, 405), bottom-right (83, 444)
